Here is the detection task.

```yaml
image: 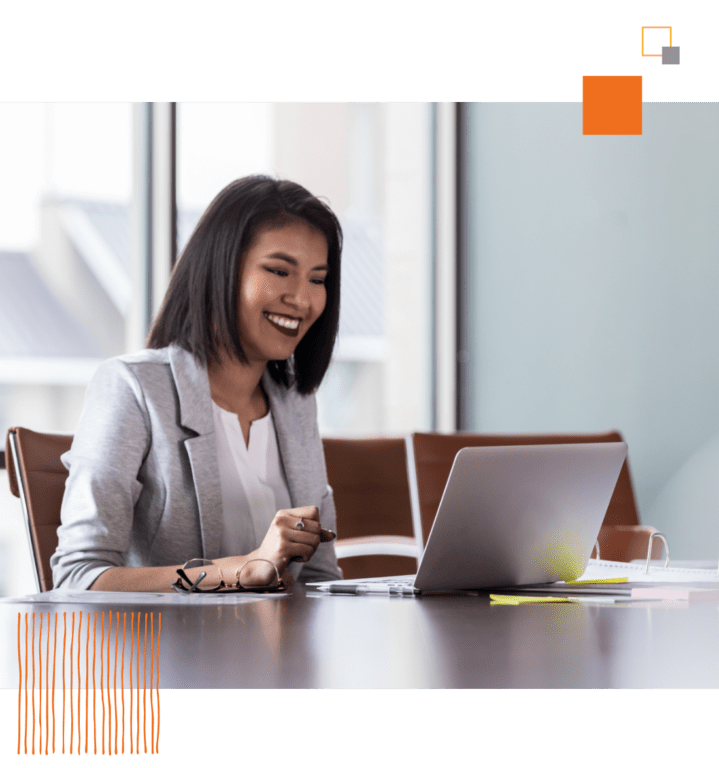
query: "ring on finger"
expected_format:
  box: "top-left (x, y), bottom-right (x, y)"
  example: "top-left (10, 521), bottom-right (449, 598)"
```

top-left (295, 518), bottom-right (306, 531)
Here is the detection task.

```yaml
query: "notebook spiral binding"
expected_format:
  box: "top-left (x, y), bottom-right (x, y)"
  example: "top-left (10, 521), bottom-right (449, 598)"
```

top-left (645, 532), bottom-right (670, 574)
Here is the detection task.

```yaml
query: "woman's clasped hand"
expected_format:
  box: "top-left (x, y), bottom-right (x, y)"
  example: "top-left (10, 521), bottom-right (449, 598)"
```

top-left (199, 506), bottom-right (337, 588)
top-left (255, 506), bottom-right (336, 570)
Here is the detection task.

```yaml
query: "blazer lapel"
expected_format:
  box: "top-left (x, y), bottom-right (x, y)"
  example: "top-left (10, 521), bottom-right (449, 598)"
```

top-left (262, 371), bottom-right (312, 508)
top-left (169, 345), bottom-right (223, 560)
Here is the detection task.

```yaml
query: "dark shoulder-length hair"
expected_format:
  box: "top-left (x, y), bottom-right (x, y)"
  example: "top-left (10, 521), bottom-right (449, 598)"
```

top-left (147, 175), bottom-right (342, 394)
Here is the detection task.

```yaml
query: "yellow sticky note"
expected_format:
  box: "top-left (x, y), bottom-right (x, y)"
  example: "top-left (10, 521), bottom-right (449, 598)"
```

top-left (566, 577), bottom-right (629, 585)
top-left (490, 594), bottom-right (572, 605)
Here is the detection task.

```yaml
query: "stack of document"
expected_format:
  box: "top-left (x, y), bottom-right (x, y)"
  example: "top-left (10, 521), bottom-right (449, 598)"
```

top-left (576, 558), bottom-right (718, 583)
top-left (491, 559), bottom-right (719, 602)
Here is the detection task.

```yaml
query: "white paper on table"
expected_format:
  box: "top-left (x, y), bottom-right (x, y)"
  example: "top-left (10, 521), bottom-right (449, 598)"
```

top-left (577, 558), bottom-right (719, 583)
top-left (0, 589), bottom-right (288, 606)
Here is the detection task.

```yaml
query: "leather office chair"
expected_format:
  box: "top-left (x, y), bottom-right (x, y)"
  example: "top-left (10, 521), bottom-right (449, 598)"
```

top-left (322, 437), bottom-right (421, 579)
top-left (6, 427), bottom-right (73, 592)
top-left (408, 430), bottom-right (659, 563)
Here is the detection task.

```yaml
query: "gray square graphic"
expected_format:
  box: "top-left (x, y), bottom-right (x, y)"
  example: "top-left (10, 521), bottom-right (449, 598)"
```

top-left (662, 46), bottom-right (680, 65)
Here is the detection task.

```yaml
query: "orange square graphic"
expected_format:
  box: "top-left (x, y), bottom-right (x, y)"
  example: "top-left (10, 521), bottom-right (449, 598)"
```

top-left (583, 76), bottom-right (642, 135)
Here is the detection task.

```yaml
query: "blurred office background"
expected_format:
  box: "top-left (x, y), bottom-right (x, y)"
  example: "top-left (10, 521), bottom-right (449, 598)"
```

top-left (463, 103), bottom-right (719, 563)
top-left (0, 102), bottom-right (434, 594)
top-left (1, 102), bottom-right (718, 595)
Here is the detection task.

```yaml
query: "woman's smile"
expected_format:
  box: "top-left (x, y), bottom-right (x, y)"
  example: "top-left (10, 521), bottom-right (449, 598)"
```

top-left (264, 311), bottom-right (301, 336)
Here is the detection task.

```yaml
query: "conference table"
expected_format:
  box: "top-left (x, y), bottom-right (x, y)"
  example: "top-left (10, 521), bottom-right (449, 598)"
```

top-left (2, 583), bottom-right (719, 688)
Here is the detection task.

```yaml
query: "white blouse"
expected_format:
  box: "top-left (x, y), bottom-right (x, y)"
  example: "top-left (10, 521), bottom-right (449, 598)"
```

top-left (211, 400), bottom-right (292, 558)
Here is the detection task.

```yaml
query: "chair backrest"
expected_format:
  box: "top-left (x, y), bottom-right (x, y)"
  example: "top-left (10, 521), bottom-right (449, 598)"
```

top-left (409, 430), bottom-right (640, 548)
top-left (596, 524), bottom-right (659, 562)
top-left (6, 427), bottom-right (73, 592)
top-left (322, 436), bottom-right (417, 579)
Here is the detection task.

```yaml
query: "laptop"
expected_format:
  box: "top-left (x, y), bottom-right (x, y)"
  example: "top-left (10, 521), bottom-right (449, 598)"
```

top-left (311, 441), bottom-right (628, 593)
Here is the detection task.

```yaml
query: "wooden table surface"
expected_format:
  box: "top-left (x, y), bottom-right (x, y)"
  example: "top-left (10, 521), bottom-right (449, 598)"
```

top-left (2, 585), bottom-right (719, 688)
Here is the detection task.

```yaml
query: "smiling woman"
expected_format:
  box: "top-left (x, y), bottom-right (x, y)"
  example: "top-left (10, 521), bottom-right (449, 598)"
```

top-left (49, 176), bottom-right (345, 592)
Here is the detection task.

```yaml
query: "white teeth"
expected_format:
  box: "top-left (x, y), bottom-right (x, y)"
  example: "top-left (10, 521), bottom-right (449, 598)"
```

top-left (266, 313), bottom-right (299, 330)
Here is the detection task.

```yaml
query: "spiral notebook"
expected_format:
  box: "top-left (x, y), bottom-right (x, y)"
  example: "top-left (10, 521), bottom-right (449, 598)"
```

top-left (487, 555), bottom-right (719, 601)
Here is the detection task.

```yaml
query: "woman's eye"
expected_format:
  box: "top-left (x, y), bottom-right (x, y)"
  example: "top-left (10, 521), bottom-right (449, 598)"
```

top-left (265, 267), bottom-right (288, 277)
top-left (311, 278), bottom-right (326, 286)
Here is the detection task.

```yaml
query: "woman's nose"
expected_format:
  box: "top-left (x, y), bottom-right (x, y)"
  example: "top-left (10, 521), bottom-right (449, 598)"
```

top-left (284, 281), bottom-right (311, 312)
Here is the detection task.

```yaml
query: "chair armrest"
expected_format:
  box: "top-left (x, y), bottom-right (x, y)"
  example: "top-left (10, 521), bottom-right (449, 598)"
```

top-left (334, 535), bottom-right (420, 559)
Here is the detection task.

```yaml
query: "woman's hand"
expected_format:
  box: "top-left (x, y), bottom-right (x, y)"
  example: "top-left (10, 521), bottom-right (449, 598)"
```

top-left (254, 506), bottom-right (335, 573)
top-left (180, 507), bottom-right (337, 590)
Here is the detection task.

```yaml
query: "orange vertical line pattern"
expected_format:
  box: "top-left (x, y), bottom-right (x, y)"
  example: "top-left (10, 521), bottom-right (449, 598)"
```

top-left (107, 610), bottom-right (112, 752)
top-left (23, 612), bottom-right (29, 754)
top-left (150, 612), bottom-right (154, 754)
top-left (45, 611), bottom-right (50, 754)
top-left (122, 612), bottom-right (126, 754)
top-left (62, 613), bottom-right (66, 754)
top-left (143, 612), bottom-right (148, 754)
top-left (93, 612), bottom-right (97, 755)
top-left (136, 613), bottom-right (140, 755)
top-left (69, 612), bottom-right (74, 754)
top-left (24, 613), bottom-right (28, 755)
top-left (17, 613), bottom-right (21, 755)
top-left (109, 611), bottom-right (114, 753)
top-left (39, 614), bottom-right (44, 754)
top-left (31, 612), bottom-right (35, 754)
top-left (52, 614), bottom-right (57, 753)
top-left (108, 611), bottom-right (112, 753)
top-left (38, 614), bottom-right (43, 755)
top-left (105, 611), bottom-right (112, 755)
top-left (77, 611), bottom-right (82, 755)
top-left (156, 613), bottom-right (161, 754)
top-left (109, 614), bottom-right (114, 755)
top-left (37, 612), bottom-right (43, 755)
top-left (114, 611), bottom-right (119, 755)
top-left (100, 611), bottom-right (105, 755)
top-left (85, 612), bottom-right (90, 752)
top-left (130, 612), bottom-right (134, 755)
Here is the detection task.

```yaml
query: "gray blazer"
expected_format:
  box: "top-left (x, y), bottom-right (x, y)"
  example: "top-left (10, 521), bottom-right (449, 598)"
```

top-left (50, 345), bottom-right (343, 590)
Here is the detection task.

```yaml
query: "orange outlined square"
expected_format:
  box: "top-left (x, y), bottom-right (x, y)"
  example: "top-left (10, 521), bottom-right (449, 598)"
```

top-left (642, 26), bottom-right (672, 56)
top-left (583, 76), bottom-right (642, 135)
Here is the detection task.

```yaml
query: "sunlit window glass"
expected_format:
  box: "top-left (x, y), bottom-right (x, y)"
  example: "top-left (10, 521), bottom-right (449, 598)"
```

top-left (177, 102), bottom-right (433, 437)
top-left (0, 103), bottom-right (132, 595)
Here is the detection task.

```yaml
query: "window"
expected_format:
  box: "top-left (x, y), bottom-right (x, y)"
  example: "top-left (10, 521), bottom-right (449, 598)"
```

top-left (464, 102), bottom-right (719, 559)
top-left (0, 103), bottom-right (133, 595)
top-left (0, 102), bottom-right (435, 595)
top-left (177, 103), bottom-right (434, 436)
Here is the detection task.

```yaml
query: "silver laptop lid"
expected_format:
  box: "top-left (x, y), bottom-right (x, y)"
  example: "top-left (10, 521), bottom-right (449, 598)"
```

top-left (414, 442), bottom-right (628, 591)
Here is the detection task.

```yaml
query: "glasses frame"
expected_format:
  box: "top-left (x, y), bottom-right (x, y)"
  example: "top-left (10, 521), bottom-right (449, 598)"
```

top-left (171, 558), bottom-right (286, 595)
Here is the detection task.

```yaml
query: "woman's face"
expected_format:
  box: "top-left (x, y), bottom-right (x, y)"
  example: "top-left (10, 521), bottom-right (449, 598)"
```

top-left (237, 219), bottom-right (329, 364)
